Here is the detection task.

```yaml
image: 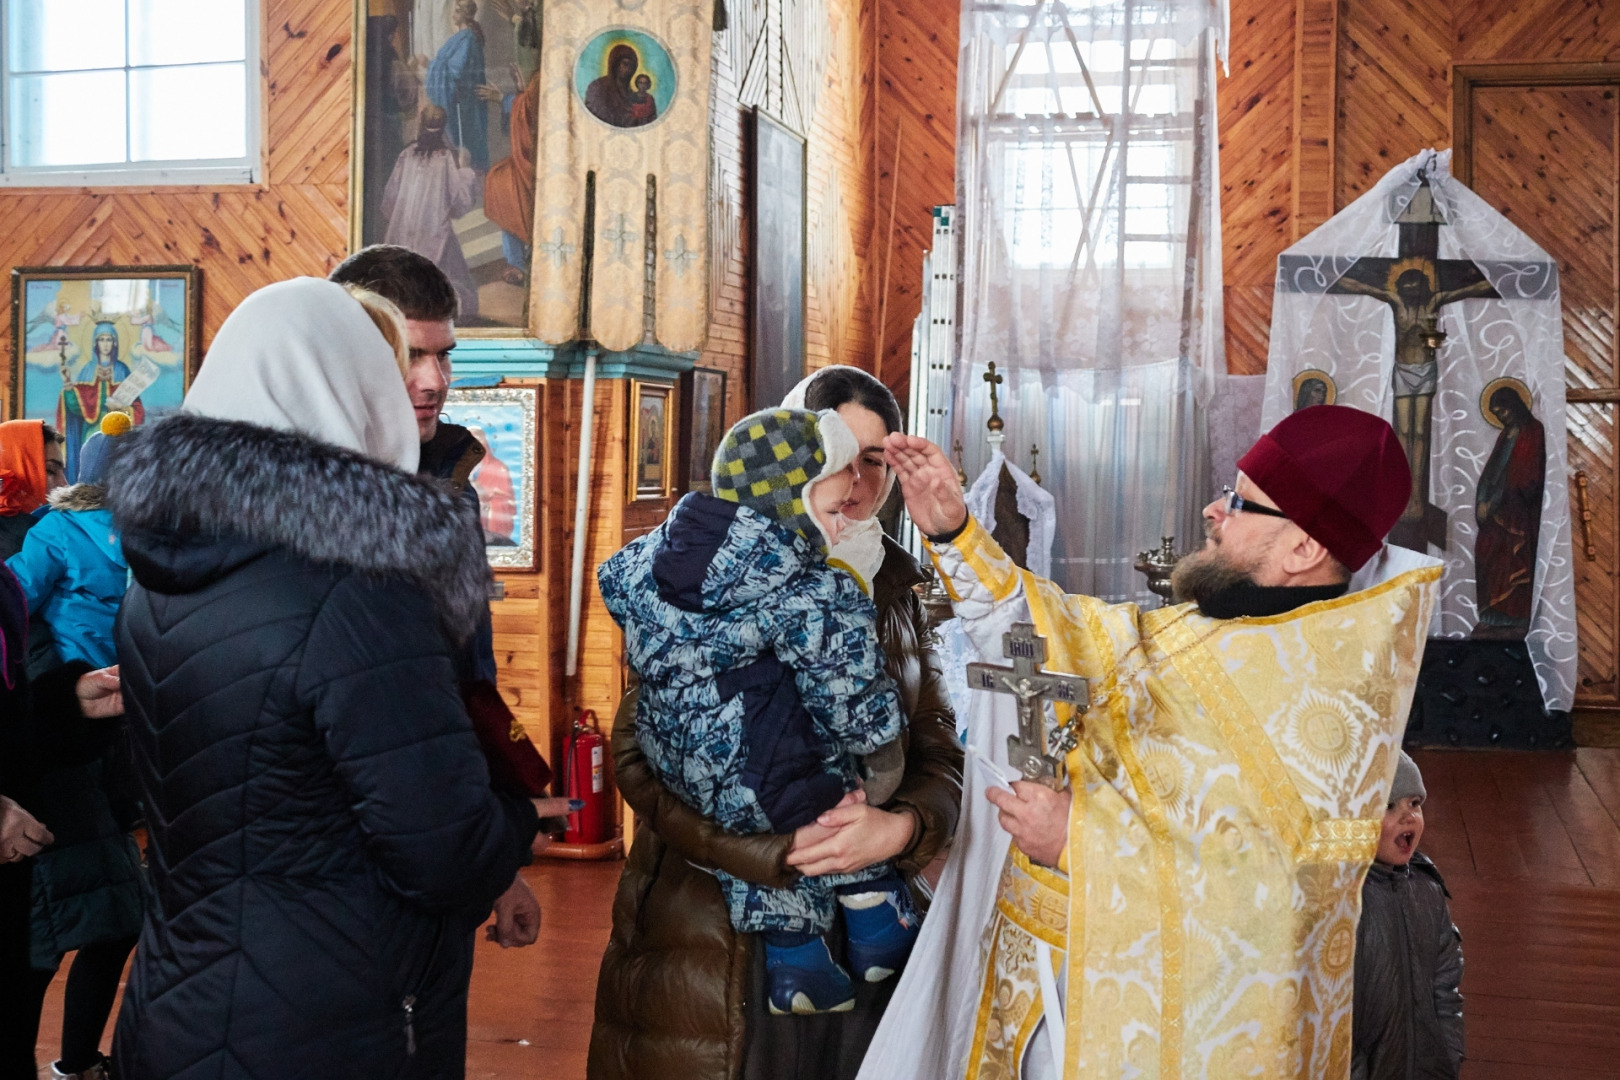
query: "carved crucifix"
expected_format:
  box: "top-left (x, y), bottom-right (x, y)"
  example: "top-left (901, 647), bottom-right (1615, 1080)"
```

top-left (967, 623), bottom-right (1088, 788)
top-left (1324, 174), bottom-right (1498, 551)
top-left (984, 360), bottom-right (1005, 432)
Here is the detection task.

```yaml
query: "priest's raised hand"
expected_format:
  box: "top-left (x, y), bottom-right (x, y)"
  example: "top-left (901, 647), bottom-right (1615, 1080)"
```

top-left (883, 432), bottom-right (967, 537)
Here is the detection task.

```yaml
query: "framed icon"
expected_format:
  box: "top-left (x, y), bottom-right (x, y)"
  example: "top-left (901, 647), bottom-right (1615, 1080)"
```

top-left (9, 265), bottom-right (201, 483)
top-left (441, 385), bottom-right (539, 570)
top-left (629, 379), bottom-right (676, 501)
top-left (680, 366), bottom-right (728, 493)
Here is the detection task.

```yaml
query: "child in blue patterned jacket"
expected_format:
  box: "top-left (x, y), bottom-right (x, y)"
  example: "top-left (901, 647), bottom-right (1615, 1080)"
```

top-left (599, 406), bottom-right (917, 1016)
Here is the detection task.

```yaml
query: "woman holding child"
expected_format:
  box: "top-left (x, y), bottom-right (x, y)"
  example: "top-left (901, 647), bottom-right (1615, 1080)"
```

top-left (589, 366), bottom-right (963, 1080)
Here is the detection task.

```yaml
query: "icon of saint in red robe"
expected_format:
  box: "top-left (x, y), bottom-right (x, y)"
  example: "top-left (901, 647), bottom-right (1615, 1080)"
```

top-left (1472, 383), bottom-right (1545, 639)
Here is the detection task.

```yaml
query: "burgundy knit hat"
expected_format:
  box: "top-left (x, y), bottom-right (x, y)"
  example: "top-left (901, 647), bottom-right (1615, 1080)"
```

top-left (1237, 405), bottom-right (1411, 572)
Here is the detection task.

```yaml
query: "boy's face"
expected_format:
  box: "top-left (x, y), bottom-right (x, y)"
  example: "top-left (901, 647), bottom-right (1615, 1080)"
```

top-left (808, 465), bottom-right (855, 546)
top-left (1375, 794), bottom-right (1424, 866)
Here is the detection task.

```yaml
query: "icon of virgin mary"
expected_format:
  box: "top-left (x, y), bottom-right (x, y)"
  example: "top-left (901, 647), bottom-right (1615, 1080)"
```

top-left (584, 43), bottom-right (657, 128)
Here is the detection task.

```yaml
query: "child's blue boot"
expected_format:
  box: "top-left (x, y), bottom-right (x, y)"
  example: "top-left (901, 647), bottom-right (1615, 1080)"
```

top-left (764, 933), bottom-right (856, 1015)
top-left (839, 884), bottom-right (920, 983)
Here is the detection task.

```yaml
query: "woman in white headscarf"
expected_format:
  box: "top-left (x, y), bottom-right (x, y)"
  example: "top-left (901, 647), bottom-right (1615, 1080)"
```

top-left (591, 365), bottom-right (963, 1080)
top-left (106, 278), bottom-right (539, 1080)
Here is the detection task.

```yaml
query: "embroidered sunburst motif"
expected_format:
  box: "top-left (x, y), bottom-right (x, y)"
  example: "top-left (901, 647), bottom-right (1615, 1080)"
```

top-left (1281, 689), bottom-right (1366, 775)
top-left (1137, 742), bottom-right (1193, 820)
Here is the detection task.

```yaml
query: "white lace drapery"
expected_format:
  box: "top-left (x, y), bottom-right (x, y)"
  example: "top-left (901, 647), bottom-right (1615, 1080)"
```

top-left (948, 0), bottom-right (1227, 602)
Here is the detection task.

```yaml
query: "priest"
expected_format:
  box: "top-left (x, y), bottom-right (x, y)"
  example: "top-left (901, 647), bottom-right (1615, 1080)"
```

top-left (878, 405), bottom-right (1441, 1080)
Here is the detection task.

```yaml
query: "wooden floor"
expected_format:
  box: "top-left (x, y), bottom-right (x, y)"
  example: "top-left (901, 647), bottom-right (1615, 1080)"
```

top-left (34, 750), bottom-right (1620, 1079)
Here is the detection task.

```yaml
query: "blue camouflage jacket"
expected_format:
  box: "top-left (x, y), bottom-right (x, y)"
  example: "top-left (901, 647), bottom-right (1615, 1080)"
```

top-left (599, 493), bottom-right (903, 834)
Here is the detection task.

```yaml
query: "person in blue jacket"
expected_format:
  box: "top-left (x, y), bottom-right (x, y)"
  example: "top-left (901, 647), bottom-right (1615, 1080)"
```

top-left (599, 407), bottom-right (919, 1018)
top-left (7, 423), bottom-right (128, 670)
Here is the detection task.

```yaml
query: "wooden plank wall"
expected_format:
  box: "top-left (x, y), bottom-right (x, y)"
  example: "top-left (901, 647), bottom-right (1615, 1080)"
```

top-left (1219, 0), bottom-right (1620, 372)
top-left (0, 0), bottom-right (352, 404)
top-left (872, 0), bottom-right (960, 407)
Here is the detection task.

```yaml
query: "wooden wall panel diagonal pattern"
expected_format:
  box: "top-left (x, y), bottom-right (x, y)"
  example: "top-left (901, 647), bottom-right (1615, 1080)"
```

top-left (1292, 0), bottom-right (1336, 234)
top-left (1456, 0), bottom-right (1620, 64)
top-left (0, 0), bottom-right (351, 414)
top-left (1471, 85), bottom-right (1618, 390)
top-left (1334, 0), bottom-right (1452, 204)
top-left (1219, 0), bottom-right (1297, 373)
top-left (1567, 403), bottom-right (1618, 706)
top-left (873, 0), bottom-right (959, 409)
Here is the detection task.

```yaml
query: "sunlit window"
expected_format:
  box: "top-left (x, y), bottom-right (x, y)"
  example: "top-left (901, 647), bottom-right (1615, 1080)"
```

top-left (2, 0), bottom-right (258, 185)
top-left (990, 2), bottom-right (1196, 271)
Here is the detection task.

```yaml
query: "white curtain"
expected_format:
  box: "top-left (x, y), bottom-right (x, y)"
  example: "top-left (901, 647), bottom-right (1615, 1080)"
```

top-left (950, 0), bottom-right (1226, 602)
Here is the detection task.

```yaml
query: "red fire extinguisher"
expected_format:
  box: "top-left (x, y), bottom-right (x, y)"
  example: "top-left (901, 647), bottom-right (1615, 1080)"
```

top-left (563, 710), bottom-right (611, 845)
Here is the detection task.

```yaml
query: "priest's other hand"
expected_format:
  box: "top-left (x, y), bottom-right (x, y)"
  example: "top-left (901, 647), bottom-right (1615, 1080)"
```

top-left (487, 874), bottom-right (541, 948)
top-left (0, 795), bottom-right (53, 863)
top-left (884, 433), bottom-right (967, 538)
top-left (985, 782), bottom-right (1071, 868)
top-left (76, 666), bottom-right (123, 719)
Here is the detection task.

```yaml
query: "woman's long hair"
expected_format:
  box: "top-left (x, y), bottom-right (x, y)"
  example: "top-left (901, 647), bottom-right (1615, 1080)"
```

top-left (803, 366), bottom-right (903, 435)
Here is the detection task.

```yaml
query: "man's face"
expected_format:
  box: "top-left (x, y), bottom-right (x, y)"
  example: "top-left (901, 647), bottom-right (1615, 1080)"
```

top-left (43, 442), bottom-right (67, 492)
top-left (1375, 794), bottom-right (1424, 866)
top-left (405, 318), bottom-right (455, 442)
top-left (1170, 473), bottom-right (1291, 603)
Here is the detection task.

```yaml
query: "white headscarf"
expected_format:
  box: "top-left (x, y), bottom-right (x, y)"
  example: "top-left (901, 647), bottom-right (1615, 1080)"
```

top-left (183, 277), bottom-right (420, 472)
top-left (781, 365), bottom-right (898, 592)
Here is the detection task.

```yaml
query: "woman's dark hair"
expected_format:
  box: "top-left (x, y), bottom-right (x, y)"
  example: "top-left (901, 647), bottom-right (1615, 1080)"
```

top-left (802, 367), bottom-right (903, 436)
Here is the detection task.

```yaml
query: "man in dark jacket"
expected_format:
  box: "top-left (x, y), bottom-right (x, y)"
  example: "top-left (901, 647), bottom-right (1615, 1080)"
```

top-left (1353, 752), bottom-right (1465, 1080)
top-left (330, 246), bottom-right (543, 945)
top-left (330, 244), bottom-right (499, 683)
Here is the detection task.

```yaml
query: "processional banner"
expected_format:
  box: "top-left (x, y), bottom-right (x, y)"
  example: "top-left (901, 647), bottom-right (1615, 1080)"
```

top-left (531, 0), bottom-right (711, 353)
top-left (1260, 149), bottom-right (1575, 711)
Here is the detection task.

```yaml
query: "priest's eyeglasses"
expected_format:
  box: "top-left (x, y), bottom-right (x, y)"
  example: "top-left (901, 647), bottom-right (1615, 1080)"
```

top-left (1221, 487), bottom-right (1290, 520)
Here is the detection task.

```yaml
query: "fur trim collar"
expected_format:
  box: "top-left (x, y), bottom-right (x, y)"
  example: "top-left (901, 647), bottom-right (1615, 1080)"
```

top-left (107, 414), bottom-right (488, 641)
top-left (48, 483), bottom-right (107, 512)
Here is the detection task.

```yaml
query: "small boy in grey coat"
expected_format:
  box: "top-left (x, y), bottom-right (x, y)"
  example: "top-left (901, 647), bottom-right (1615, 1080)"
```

top-left (1353, 751), bottom-right (1465, 1080)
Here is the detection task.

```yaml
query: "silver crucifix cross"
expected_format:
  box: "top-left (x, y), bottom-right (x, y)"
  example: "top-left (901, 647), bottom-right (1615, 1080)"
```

top-left (967, 623), bottom-right (1089, 788)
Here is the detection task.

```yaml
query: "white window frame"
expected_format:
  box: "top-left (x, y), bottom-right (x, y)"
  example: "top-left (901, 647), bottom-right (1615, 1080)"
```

top-left (0, 0), bottom-right (262, 187)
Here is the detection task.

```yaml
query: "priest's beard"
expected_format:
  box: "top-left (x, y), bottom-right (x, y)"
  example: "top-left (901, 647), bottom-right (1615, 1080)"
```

top-left (1170, 527), bottom-right (1262, 607)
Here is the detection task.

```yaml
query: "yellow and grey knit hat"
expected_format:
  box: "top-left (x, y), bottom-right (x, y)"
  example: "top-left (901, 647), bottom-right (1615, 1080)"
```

top-left (711, 407), bottom-right (859, 554)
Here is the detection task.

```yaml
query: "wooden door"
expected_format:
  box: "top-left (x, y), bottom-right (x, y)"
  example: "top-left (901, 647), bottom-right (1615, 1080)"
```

top-left (1457, 65), bottom-right (1620, 741)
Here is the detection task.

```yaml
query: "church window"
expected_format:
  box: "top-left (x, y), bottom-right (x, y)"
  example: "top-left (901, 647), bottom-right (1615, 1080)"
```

top-left (0, 0), bottom-right (260, 186)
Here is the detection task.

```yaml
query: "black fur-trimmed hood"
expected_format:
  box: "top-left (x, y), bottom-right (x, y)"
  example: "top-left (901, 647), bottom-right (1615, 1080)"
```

top-left (107, 413), bottom-right (488, 641)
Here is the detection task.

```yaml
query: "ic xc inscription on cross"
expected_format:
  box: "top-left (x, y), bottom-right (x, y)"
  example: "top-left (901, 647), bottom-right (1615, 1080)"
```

top-left (967, 623), bottom-right (1088, 788)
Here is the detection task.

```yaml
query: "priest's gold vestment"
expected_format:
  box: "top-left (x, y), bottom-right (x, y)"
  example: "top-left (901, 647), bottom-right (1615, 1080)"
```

top-left (929, 517), bottom-right (1441, 1080)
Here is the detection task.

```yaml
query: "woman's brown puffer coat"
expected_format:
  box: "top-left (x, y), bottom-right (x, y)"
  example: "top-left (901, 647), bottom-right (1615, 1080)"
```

top-left (588, 538), bottom-right (962, 1080)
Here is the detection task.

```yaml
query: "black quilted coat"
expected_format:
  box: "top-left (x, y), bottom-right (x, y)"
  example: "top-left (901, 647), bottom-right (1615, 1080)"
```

top-left (106, 415), bottom-right (538, 1080)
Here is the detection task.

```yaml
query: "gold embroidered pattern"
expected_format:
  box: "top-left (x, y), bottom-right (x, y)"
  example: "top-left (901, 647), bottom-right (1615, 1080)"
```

top-left (1156, 618), bottom-right (1314, 856)
top-left (1296, 817), bottom-right (1381, 863)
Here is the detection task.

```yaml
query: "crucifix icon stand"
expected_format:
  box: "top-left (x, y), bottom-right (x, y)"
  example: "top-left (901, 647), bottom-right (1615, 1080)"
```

top-left (967, 623), bottom-right (1089, 788)
top-left (1324, 171), bottom-right (1499, 551)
